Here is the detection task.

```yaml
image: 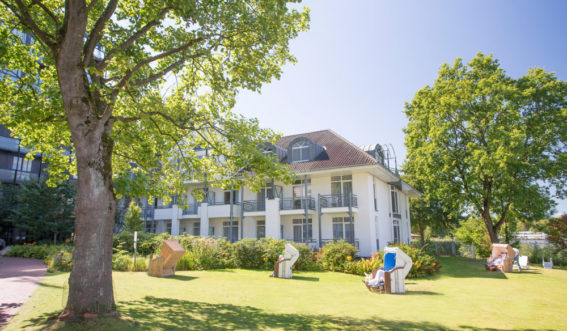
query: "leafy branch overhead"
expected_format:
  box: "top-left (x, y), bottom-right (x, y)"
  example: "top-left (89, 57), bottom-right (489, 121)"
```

top-left (0, 0), bottom-right (308, 199)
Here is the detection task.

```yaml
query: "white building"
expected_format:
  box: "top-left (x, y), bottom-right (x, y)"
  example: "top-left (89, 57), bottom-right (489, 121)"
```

top-left (142, 130), bottom-right (420, 256)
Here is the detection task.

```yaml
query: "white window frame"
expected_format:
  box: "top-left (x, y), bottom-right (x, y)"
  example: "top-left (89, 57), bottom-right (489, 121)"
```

top-left (291, 142), bottom-right (311, 162)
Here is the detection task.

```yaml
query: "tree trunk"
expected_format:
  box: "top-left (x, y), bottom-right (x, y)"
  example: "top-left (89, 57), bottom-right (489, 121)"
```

top-left (483, 214), bottom-right (499, 244)
top-left (65, 123), bottom-right (116, 314)
top-left (55, 3), bottom-right (116, 312)
top-left (418, 223), bottom-right (425, 245)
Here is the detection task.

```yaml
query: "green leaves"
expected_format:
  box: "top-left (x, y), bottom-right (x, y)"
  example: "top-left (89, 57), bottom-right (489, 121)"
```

top-left (404, 52), bottom-right (567, 240)
top-left (1, 0), bottom-right (308, 199)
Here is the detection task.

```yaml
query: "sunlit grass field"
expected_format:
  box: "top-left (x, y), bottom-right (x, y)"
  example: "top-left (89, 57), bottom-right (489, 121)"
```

top-left (6, 257), bottom-right (567, 330)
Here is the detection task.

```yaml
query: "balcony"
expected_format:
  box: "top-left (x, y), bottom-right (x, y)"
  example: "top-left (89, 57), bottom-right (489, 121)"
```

top-left (242, 200), bottom-right (265, 212)
top-left (319, 194), bottom-right (358, 208)
top-left (280, 197), bottom-right (315, 211)
top-left (207, 202), bottom-right (240, 219)
top-left (182, 204), bottom-right (199, 216)
top-left (319, 194), bottom-right (358, 214)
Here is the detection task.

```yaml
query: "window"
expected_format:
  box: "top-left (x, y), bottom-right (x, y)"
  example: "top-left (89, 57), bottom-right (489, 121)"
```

top-left (193, 222), bottom-right (200, 236)
top-left (166, 221), bottom-right (172, 234)
top-left (293, 218), bottom-right (312, 242)
top-left (291, 141), bottom-right (311, 162)
top-left (256, 220), bottom-right (265, 239)
top-left (331, 175), bottom-right (352, 195)
top-left (393, 219), bottom-right (400, 243)
top-left (223, 221), bottom-right (239, 242)
top-left (12, 156), bottom-right (32, 172)
top-left (209, 226), bottom-right (214, 236)
top-left (390, 186), bottom-right (399, 214)
top-left (330, 175), bottom-right (352, 206)
top-left (332, 217), bottom-right (354, 241)
top-left (292, 178), bottom-right (311, 209)
top-left (223, 190), bottom-right (238, 204)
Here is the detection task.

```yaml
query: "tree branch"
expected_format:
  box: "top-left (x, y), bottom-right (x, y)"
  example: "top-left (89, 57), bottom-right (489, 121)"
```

top-left (109, 35), bottom-right (215, 100)
top-left (129, 57), bottom-right (186, 87)
top-left (3, 0), bottom-right (57, 50)
top-left (83, 0), bottom-right (118, 66)
top-left (86, 0), bottom-right (99, 12)
top-left (30, 0), bottom-right (60, 27)
top-left (100, 7), bottom-right (171, 68)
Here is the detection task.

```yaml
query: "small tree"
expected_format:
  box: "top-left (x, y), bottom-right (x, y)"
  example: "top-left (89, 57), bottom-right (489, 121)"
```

top-left (454, 218), bottom-right (492, 258)
top-left (9, 180), bottom-right (75, 244)
top-left (546, 215), bottom-right (567, 252)
top-left (123, 201), bottom-right (143, 232)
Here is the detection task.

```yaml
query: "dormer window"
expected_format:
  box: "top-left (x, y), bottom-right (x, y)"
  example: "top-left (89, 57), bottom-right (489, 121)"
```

top-left (288, 137), bottom-right (323, 163)
top-left (291, 141), bottom-right (311, 162)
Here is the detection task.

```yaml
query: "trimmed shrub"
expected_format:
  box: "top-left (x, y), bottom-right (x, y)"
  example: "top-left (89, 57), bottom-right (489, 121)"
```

top-left (390, 243), bottom-right (442, 278)
top-left (294, 244), bottom-right (322, 271)
top-left (231, 238), bottom-right (264, 269)
top-left (343, 244), bottom-right (442, 278)
top-left (320, 240), bottom-right (358, 272)
top-left (46, 251), bottom-right (73, 272)
top-left (113, 231), bottom-right (170, 256)
top-left (7, 244), bottom-right (72, 260)
top-left (175, 236), bottom-right (234, 270)
top-left (344, 252), bottom-right (383, 275)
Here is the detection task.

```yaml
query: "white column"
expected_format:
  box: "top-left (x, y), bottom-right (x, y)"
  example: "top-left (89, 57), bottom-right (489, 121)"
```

top-left (265, 198), bottom-right (281, 239)
top-left (171, 204), bottom-right (180, 236)
top-left (199, 202), bottom-right (209, 237)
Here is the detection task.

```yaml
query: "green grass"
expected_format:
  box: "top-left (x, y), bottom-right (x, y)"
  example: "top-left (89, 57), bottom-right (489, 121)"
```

top-left (5, 257), bottom-right (567, 330)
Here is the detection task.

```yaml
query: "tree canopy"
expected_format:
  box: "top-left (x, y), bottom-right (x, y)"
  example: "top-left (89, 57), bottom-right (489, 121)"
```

top-left (0, 0), bottom-right (309, 315)
top-left (404, 53), bottom-right (567, 243)
top-left (8, 180), bottom-right (75, 243)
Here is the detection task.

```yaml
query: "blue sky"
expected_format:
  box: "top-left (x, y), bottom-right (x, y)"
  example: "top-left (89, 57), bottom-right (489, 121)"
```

top-left (232, 0), bottom-right (567, 215)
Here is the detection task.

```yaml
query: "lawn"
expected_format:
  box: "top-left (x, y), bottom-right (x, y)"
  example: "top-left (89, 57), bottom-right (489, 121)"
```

top-left (5, 257), bottom-right (567, 330)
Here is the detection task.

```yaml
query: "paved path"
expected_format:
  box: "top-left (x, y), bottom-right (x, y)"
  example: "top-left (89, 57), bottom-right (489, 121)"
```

top-left (0, 257), bottom-right (46, 328)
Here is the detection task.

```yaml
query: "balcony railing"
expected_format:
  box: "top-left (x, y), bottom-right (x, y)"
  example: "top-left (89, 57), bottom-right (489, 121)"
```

top-left (242, 199), bottom-right (266, 212)
top-left (155, 203), bottom-right (173, 209)
top-left (319, 194), bottom-right (358, 208)
top-left (280, 197), bottom-right (315, 210)
top-left (208, 201), bottom-right (240, 206)
top-left (182, 204), bottom-right (199, 215)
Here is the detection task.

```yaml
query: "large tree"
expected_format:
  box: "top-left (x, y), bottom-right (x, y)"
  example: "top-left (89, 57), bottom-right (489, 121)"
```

top-left (0, 0), bottom-right (308, 315)
top-left (404, 53), bottom-right (567, 244)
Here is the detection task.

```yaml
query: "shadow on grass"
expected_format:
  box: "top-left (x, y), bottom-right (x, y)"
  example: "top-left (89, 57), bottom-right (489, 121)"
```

top-left (19, 295), bottom-right (550, 331)
top-left (38, 282), bottom-right (65, 289)
top-left (290, 275), bottom-right (319, 282)
top-left (168, 275), bottom-right (198, 282)
top-left (401, 291), bottom-right (441, 296)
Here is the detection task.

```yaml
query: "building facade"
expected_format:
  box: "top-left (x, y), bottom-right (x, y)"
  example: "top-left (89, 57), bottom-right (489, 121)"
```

top-left (139, 130), bottom-right (419, 256)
